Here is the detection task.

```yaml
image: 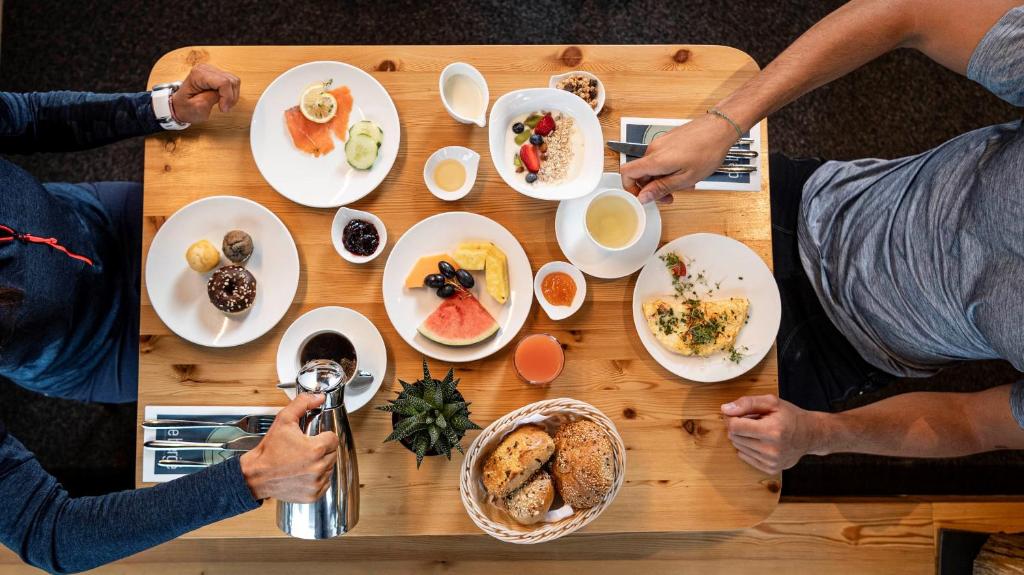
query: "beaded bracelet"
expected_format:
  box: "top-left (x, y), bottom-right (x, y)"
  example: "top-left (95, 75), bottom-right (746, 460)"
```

top-left (707, 107), bottom-right (744, 140)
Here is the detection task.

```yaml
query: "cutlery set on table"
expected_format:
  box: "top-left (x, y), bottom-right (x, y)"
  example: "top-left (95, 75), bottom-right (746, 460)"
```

top-left (143, 414), bottom-right (276, 468)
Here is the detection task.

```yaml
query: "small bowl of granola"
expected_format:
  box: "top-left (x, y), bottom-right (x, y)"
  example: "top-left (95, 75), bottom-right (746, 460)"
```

top-left (549, 71), bottom-right (605, 114)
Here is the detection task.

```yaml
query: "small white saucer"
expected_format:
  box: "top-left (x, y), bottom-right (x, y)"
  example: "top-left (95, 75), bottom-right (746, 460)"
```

top-left (548, 70), bottom-right (605, 114)
top-left (555, 172), bottom-right (662, 279)
top-left (534, 261), bottom-right (586, 320)
top-left (423, 146), bottom-right (480, 201)
top-left (276, 306), bottom-right (388, 412)
top-left (332, 207), bottom-right (387, 264)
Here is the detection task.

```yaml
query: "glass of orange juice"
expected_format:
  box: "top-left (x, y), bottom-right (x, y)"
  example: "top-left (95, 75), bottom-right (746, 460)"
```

top-left (513, 334), bottom-right (565, 385)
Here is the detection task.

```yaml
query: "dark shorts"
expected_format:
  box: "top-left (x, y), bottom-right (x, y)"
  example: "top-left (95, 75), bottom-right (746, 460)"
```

top-left (770, 154), bottom-right (895, 413)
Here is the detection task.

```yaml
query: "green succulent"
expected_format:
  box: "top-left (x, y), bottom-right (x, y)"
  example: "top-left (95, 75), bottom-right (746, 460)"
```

top-left (377, 359), bottom-right (481, 468)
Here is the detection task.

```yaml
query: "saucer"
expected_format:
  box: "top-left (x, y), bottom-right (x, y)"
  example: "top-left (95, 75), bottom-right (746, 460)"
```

top-left (276, 306), bottom-right (387, 412)
top-left (555, 173), bottom-right (662, 279)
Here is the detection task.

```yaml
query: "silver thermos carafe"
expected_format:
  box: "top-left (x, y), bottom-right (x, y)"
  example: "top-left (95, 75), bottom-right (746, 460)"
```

top-left (277, 359), bottom-right (360, 539)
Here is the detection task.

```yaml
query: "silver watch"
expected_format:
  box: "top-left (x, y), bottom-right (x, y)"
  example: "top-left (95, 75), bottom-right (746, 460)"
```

top-left (151, 81), bottom-right (190, 130)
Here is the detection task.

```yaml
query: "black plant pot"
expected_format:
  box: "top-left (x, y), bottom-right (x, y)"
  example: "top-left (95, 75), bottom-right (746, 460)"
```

top-left (391, 387), bottom-right (467, 458)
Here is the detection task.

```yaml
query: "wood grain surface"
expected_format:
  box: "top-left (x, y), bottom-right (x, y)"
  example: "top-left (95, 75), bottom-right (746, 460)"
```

top-left (137, 45), bottom-right (777, 538)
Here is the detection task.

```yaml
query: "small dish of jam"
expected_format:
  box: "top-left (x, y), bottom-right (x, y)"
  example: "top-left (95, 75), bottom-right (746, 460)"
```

top-left (533, 261), bottom-right (586, 321)
top-left (331, 207), bottom-right (387, 264)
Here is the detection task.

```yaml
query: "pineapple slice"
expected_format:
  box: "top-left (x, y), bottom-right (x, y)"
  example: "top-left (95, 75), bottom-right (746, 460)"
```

top-left (484, 244), bottom-right (509, 305)
top-left (452, 242), bottom-right (491, 270)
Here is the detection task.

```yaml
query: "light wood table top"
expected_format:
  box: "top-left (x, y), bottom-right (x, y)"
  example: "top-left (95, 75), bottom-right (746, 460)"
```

top-left (138, 44), bottom-right (777, 538)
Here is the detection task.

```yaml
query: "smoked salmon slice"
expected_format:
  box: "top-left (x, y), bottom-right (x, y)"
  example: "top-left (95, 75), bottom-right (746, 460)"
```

top-left (327, 86), bottom-right (353, 142)
top-left (284, 106), bottom-right (334, 157)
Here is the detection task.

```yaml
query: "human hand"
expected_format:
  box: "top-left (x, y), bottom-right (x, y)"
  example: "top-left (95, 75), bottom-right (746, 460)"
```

top-left (721, 394), bottom-right (827, 475)
top-left (619, 113), bottom-right (739, 205)
top-left (239, 394), bottom-right (339, 502)
top-left (169, 63), bottom-right (241, 124)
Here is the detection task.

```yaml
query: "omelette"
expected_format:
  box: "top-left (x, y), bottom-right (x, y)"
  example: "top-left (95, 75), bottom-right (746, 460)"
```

top-left (642, 297), bottom-right (749, 357)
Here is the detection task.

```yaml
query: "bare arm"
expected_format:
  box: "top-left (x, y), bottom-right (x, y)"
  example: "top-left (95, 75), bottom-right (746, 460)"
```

top-left (623, 0), bottom-right (1021, 203)
top-left (722, 385), bottom-right (1024, 474)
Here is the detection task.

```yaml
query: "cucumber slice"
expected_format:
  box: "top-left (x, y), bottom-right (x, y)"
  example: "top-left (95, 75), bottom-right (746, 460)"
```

top-left (348, 120), bottom-right (383, 146)
top-left (345, 133), bottom-right (379, 170)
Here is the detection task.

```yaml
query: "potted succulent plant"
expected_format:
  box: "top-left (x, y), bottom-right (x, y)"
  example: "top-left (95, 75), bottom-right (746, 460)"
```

top-left (377, 359), bottom-right (481, 468)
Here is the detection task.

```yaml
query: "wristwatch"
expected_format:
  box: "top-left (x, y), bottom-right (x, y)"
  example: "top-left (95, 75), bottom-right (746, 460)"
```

top-left (151, 81), bottom-right (190, 130)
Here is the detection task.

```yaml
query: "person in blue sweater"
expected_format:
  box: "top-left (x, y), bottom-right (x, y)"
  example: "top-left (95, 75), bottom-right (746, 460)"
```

top-left (0, 64), bottom-right (338, 574)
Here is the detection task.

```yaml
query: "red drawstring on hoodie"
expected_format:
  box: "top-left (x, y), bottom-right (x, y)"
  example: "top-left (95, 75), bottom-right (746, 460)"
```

top-left (0, 223), bottom-right (94, 266)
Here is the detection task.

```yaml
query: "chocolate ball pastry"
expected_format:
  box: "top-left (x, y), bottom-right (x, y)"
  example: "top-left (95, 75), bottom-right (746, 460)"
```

top-left (185, 240), bottom-right (220, 273)
top-left (551, 420), bottom-right (615, 510)
top-left (222, 230), bottom-right (254, 264)
top-left (207, 265), bottom-right (257, 314)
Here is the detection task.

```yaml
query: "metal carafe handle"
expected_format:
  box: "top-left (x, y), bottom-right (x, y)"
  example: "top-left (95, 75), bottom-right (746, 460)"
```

top-left (276, 360), bottom-right (360, 539)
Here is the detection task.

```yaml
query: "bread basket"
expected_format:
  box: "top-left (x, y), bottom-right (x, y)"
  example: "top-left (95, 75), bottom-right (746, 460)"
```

top-left (459, 398), bottom-right (626, 544)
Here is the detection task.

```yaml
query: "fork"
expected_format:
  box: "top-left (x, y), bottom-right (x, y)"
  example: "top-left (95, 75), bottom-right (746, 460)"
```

top-left (142, 414), bottom-right (275, 434)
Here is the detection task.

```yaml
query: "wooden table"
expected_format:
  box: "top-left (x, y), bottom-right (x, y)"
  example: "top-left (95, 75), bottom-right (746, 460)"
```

top-left (138, 44), bottom-right (777, 538)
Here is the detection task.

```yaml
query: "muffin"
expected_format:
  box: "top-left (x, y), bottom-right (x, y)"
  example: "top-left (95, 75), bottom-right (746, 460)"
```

top-left (206, 265), bottom-right (257, 314)
top-left (551, 420), bottom-right (615, 510)
top-left (185, 240), bottom-right (220, 273)
top-left (504, 470), bottom-right (555, 525)
top-left (482, 424), bottom-right (555, 498)
top-left (222, 230), bottom-right (254, 264)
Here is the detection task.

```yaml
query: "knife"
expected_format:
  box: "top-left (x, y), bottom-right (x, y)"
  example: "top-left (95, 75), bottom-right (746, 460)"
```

top-left (607, 141), bottom-right (759, 159)
top-left (158, 458), bottom-right (212, 468)
top-left (144, 435), bottom-right (263, 452)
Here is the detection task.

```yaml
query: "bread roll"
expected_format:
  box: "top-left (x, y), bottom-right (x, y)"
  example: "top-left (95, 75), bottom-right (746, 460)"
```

top-left (504, 470), bottom-right (555, 525)
top-left (482, 424), bottom-right (555, 498)
top-left (551, 419), bottom-right (614, 509)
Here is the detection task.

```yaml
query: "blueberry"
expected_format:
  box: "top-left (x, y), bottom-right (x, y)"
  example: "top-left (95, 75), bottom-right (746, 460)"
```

top-left (529, 134), bottom-right (543, 145)
top-left (525, 172), bottom-right (538, 183)
top-left (455, 269), bottom-right (475, 289)
top-left (424, 274), bottom-right (446, 289)
top-left (436, 284), bottom-right (456, 298)
top-left (438, 261), bottom-right (456, 278)
top-left (512, 122), bottom-right (525, 134)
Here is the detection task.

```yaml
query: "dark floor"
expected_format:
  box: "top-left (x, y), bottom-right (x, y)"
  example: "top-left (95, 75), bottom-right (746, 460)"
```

top-left (1, 0), bottom-right (1022, 497)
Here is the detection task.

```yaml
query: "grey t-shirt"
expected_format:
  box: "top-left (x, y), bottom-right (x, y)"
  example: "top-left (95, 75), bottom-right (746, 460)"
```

top-left (798, 7), bottom-right (1024, 424)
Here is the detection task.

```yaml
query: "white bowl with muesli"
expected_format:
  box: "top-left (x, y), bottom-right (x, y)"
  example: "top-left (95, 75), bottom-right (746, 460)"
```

top-left (488, 88), bottom-right (603, 202)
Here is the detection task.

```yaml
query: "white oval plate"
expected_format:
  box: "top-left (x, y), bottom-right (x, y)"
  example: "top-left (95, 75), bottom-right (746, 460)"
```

top-left (488, 88), bottom-right (602, 202)
top-left (250, 61), bottom-right (401, 208)
top-left (632, 233), bottom-right (781, 382)
top-left (145, 196), bottom-right (299, 348)
top-left (382, 212), bottom-right (533, 363)
top-left (555, 172), bottom-right (661, 279)
top-left (276, 306), bottom-right (387, 413)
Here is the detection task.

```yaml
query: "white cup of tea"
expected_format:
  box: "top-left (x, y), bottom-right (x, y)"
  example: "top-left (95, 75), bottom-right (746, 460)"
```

top-left (584, 189), bottom-right (647, 252)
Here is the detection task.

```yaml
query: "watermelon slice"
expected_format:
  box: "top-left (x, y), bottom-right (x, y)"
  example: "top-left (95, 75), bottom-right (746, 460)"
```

top-left (418, 293), bottom-right (500, 346)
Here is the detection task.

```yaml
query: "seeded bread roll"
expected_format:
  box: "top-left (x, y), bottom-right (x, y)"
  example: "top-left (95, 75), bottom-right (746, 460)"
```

top-left (482, 424), bottom-right (555, 498)
top-left (551, 419), bottom-right (615, 509)
top-left (504, 470), bottom-right (555, 525)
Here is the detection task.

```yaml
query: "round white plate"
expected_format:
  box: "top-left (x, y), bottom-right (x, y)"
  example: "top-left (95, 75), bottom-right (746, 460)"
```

top-left (276, 306), bottom-right (387, 412)
top-left (555, 172), bottom-right (662, 279)
top-left (382, 212), bottom-right (533, 363)
top-left (632, 233), bottom-right (781, 383)
top-left (250, 61), bottom-right (401, 208)
top-left (145, 196), bottom-right (299, 348)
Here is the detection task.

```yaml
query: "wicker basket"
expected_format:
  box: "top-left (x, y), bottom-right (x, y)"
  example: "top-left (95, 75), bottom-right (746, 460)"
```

top-left (459, 398), bottom-right (626, 544)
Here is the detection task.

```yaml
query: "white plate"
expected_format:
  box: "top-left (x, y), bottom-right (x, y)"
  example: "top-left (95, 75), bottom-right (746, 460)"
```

top-left (382, 212), bottom-right (533, 363)
top-left (276, 306), bottom-right (387, 413)
top-left (632, 233), bottom-right (781, 383)
top-left (533, 261), bottom-right (586, 321)
top-left (555, 173), bottom-right (662, 279)
top-left (145, 196), bottom-right (299, 348)
top-left (488, 88), bottom-right (603, 202)
top-left (250, 61), bottom-right (401, 208)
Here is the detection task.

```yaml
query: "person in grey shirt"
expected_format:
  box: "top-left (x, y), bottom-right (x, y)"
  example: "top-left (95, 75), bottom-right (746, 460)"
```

top-left (621, 0), bottom-right (1024, 474)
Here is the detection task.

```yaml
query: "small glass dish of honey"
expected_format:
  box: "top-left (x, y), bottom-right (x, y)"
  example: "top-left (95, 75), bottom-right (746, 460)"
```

top-left (533, 261), bottom-right (586, 320)
top-left (423, 146), bottom-right (479, 202)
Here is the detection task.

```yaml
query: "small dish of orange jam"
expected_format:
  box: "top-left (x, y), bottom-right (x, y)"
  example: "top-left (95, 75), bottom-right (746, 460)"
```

top-left (533, 261), bottom-right (586, 321)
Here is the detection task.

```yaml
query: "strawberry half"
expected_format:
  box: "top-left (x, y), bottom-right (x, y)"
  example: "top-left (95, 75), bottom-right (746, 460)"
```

top-left (519, 143), bottom-right (541, 172)
top-left (533, 113), bottom-right (555, 136)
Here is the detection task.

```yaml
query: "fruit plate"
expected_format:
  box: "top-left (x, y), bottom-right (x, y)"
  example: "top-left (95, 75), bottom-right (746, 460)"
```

top-left (382, 212), bottom-right (533, 363)
top-left (250, 60), bottom-right (401, 208)
top-left (631, 233), bottom-right (781, 383)
top-left (145, 196), bottom-right (299, 348)
top-left (488, 88), bottom-right (603, 202)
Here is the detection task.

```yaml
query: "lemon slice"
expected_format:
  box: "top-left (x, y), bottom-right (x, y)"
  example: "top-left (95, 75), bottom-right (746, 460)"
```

top-left (299, 83), bottom-right (337, 123)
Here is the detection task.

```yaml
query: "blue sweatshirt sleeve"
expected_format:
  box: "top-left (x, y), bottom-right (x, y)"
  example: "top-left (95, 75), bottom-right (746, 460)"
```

top-left (0, 91), bottom-right (164, 154)
top-left (0, 423), bottom-right (260, 574)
